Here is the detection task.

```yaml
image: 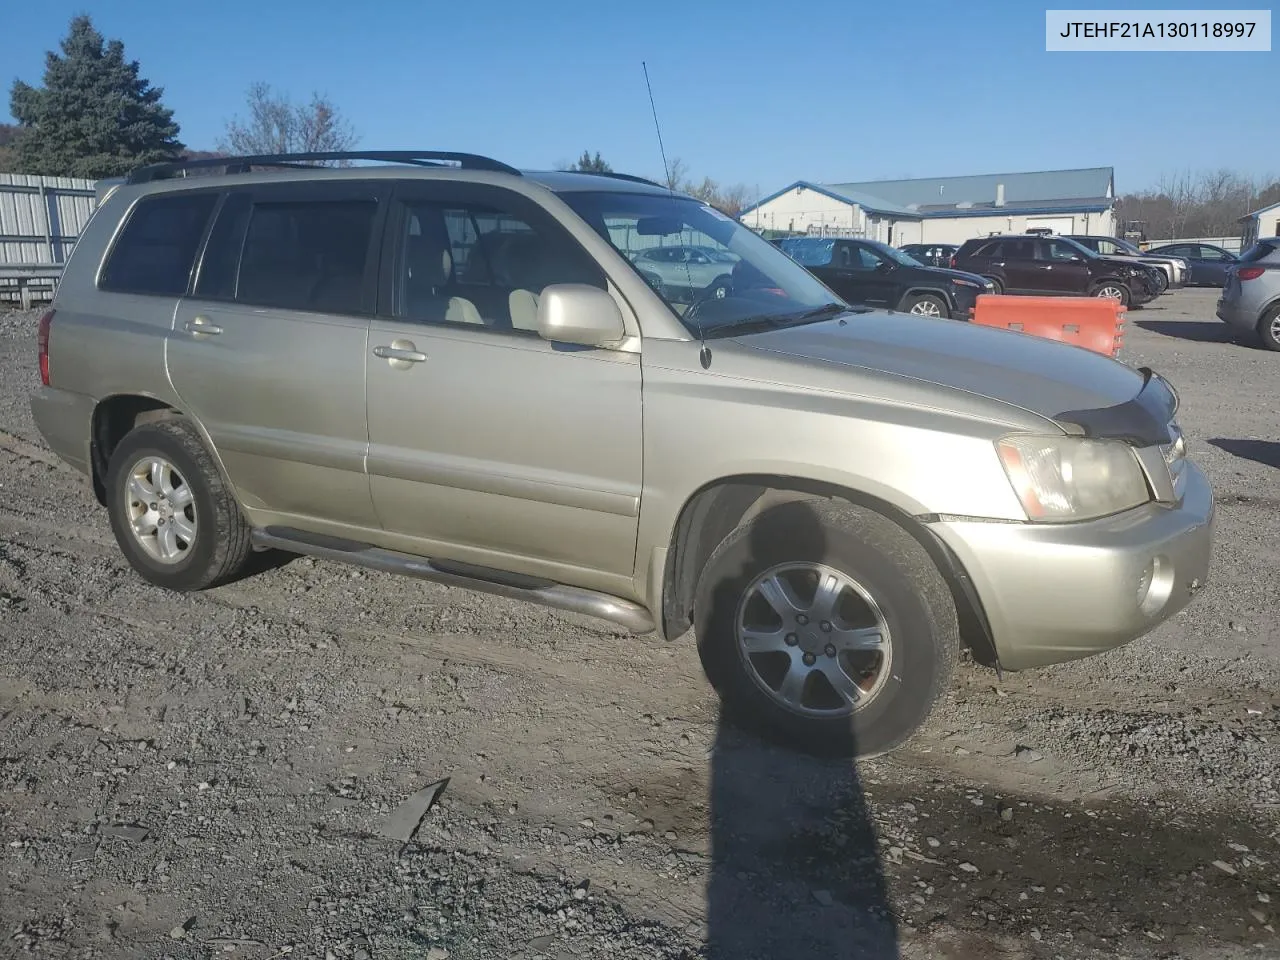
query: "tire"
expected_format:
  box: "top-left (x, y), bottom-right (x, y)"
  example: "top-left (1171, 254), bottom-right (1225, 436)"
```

top-left (1257, 304), bottom-right (1280, 352)
top-left (1093, 281), bottom-right (1130, 307)
top-left (984, 277), bottom-right (1004, 294)
top-left (105, 418), bottom-right (254, 592)
top-left (693, 499), bottom-right (959, 759)
top-left (901, 292), bottom-right (950, 319)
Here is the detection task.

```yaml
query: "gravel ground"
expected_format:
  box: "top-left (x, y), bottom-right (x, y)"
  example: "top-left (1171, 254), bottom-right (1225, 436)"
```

top-left (1, 290), bottom-right (1277, 960)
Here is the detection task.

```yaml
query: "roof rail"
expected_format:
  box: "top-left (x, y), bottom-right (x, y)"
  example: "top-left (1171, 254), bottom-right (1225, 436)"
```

top-left (125, 150), bottom-right (522, 185)
top-left (576, 170), bottom-right (668, 189)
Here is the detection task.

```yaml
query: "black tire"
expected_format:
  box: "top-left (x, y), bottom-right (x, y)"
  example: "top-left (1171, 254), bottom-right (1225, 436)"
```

top-left (984, 277), bottom-right (1004, 294)
top-left (900, 292), bottom-right (950, 319)
top-left (1257, 304), bottom-right (1280, 352)
top-left (693, 499), bottom-right (959, 759)
top-left (105, 418), bottom-right (254, 591)
top-left (1092, 280), bottom-right (1130, 307)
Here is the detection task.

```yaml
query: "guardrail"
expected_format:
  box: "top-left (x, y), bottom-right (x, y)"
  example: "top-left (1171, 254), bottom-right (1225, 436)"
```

top-left (0, 264), bottom-right (64, 309)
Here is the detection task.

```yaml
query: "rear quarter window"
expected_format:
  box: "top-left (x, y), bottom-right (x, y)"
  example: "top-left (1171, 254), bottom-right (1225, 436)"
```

top-left (98, 192), bottom-right (220, 296)
top-left (1238, 241), bottom-right (1279, 263)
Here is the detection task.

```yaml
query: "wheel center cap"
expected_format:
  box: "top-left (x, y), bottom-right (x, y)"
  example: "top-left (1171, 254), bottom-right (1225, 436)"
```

top-left (799, 631), bottom-right (823, 654)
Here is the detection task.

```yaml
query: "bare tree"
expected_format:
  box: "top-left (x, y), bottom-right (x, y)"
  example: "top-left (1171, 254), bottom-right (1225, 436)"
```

top-left (1119, 168), bottom-right (1280, 241)
top-left (220, 82), bottom-right (357, 162)
top-left (662, 157), bottom-right (688, 191)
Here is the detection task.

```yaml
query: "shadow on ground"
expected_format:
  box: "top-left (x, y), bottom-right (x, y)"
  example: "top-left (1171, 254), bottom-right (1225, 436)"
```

top-left (703, 503), bottom-right (899, 958)
top-left (1134, 319), bottom-right (1235, 343)
top-left (1208, 438), bottom-right (1280, 469)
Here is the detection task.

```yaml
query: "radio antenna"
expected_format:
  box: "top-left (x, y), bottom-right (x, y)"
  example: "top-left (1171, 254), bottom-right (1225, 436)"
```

top-left (642, 61), bottom-right (711, 369)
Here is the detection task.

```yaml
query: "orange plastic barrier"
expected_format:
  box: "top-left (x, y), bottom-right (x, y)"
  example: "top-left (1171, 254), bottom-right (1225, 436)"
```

top-left (969, 295), bottom-right (1125, 358)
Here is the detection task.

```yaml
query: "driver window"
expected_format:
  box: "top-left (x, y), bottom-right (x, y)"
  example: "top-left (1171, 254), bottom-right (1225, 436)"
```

top-left (1043, 240), bottom-right (1081, 261)
top-left (853, 245), bottom-right (883, 269)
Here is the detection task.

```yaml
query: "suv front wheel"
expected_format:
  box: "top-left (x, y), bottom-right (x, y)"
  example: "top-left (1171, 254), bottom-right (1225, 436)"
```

top-left (1092, 281), bottom-right (1130, 306)
top-left (105, 419), bottom-right (255, 592)
top-left (693, 499), bottom-right (959, 758)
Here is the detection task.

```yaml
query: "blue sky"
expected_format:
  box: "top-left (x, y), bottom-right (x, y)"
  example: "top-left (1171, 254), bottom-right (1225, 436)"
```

top-left (2, 0), bottom-right (1275, 195)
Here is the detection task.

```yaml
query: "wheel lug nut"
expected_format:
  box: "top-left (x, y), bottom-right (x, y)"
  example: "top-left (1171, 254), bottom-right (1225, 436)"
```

top-left (825, 644), bottom-right (837, 657)
top-left (802, 652), bottom-right (816, 667)
top-left (820, 621), bottom-right (832, 632)
top-left (784, 633), bottom-right (798, 646)
top-left (150, 502), bottom-right (158, 510)
top-left (796, 614), bottom-right (809, 626)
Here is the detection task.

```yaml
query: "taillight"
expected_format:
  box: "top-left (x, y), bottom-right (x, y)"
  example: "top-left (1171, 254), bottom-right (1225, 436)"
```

top-left (949, 256), bottom-right (958, 268)
top-left (37, 309), bottom-right (54, 386)
top-left (1237, 266), bottom-right (1266, 281)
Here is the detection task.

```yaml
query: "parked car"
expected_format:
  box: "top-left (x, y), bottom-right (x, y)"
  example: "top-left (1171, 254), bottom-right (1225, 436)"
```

top-left (1216, 236), bottom-right (1280, 350)
top-left (777, 236), bottom-right (993, 319)
top-left (1065, 234), bottom-right (1187, 289)
top-left (632, 245), bottom-right (737, 301)
top-left (899, 243), bottom-right (959, 268)
top-left (1145, 242), bottom-right (1238, 287)
top-left (952, 234), bottom-right (1162, 306)
top-left (30, 150), bottom-right (1214, 759)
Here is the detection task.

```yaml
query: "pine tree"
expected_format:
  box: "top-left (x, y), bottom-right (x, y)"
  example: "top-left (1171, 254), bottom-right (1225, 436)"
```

top-left (9, 15), bottom-right (184, 178)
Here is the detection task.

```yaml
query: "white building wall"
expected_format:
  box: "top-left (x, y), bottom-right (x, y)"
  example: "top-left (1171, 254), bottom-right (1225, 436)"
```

top-left (909, 208), bottom-right (1116, 245)
top-left (743, 187), bottom-right (861, 234)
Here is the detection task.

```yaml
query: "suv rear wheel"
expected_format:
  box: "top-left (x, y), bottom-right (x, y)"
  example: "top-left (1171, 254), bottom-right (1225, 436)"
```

top-left (693, 499), bottom-right (959, 758)
top-left (105, 419), bottom-right (254, 591)
top-left (1258, 304), bottom-right (1280, 352)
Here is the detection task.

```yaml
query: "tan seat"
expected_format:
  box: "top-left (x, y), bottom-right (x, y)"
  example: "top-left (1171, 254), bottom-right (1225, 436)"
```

top-left (405, 228), bottom-right (485, 326)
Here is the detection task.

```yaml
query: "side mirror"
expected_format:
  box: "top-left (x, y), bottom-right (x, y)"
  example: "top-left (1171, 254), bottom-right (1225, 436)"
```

top-left (536, 284), bottom-right (626, 347)
top-left (876, 260), bottom-right (895, 273)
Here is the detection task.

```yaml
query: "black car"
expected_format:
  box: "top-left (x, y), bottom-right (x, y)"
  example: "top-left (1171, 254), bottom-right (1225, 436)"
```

top-left (899, 242), bottom-right (959, 268)
top-left (776, 237), bottom-right (993, 319)
top-left (1144, 241), bottom-right (1238, 287)
top-left (952, 234), bottom-right (1161, 307)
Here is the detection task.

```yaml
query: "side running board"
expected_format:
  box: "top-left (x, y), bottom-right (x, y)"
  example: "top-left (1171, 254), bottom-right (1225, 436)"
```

top-left (250, 526), bottom-right (655, 635)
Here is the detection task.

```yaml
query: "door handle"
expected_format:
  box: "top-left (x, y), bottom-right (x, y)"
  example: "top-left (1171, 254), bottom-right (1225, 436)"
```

top-left (184, 315), bottom-right (223, 336)
top-left (373, 341), bottom-right (427, 364)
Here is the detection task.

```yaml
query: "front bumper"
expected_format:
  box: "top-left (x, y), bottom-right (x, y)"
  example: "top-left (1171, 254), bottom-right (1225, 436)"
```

top-left (927, 461), bottom-right (1215, 670)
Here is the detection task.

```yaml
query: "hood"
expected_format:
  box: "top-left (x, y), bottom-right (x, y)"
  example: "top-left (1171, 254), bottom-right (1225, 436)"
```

top-left (729, 310), bottom-right (1174, 439)
top-left (1095, 255), bottom-right (1153, 272)
top-left (916, 265), bottom-right (991, 286)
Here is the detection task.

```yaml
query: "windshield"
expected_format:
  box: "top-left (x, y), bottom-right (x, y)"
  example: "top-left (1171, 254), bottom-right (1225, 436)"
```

top-left (865, 240), bottom-right (925, 267)
top-left (559, 191), bottom-right (845, 337)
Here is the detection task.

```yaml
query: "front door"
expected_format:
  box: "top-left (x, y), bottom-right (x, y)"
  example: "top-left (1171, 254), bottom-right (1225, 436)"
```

top-left (826, 242), bottom-right (898, 308)
top-left (1037, 238), bottom-right (1093, 294)
top-left (169, 182), bottom-right (387, 529)
top-left (362, 181), bottom-right (643, 587)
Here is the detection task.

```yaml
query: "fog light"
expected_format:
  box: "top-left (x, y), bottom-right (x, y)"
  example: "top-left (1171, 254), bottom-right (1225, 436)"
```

top-left (1138, 555), bottom-right (1175, 618)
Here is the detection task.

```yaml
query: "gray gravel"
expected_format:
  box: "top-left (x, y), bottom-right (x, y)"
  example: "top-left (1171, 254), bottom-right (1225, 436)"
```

top-left (1, 291), bottom-right (1278, 959)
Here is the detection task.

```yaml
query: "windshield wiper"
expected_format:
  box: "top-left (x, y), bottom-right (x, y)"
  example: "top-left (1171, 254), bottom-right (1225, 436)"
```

top-left (702, 302), bottom-right (865, 338)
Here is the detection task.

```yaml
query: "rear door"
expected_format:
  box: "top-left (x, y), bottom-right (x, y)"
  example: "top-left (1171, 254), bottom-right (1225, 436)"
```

top-left (996, 238), bottom-right (1041, 292)
top-left (169, 180), bottom-right (388, 529)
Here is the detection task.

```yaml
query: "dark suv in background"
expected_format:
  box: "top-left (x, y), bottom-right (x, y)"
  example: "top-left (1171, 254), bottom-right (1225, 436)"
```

top-left (899, 242), bottom-right (959, 268)
top-left (952, 234), bottom-right (1161, 307)
top-left (777, 236), bottom-right (993, 319)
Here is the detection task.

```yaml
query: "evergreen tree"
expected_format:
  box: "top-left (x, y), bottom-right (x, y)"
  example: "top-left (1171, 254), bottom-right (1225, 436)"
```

top-left (567, 150), bottom-right (612, 173)
top-left (9, 15), bottom-right (184, 178)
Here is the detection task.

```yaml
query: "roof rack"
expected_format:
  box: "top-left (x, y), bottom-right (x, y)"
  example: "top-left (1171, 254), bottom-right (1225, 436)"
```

top-left (125, 150), bottom-right (522, 185)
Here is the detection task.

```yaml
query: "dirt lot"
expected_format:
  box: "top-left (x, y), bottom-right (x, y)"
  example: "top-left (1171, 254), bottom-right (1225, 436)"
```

top-left (1, 289), bottom-right (1277, 960)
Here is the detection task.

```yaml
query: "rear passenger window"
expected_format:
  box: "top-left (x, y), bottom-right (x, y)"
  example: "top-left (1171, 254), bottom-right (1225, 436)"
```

top-left (235, 200), bottom-right (377, 314)
top-left (99, 192), bottom-right (219, 296)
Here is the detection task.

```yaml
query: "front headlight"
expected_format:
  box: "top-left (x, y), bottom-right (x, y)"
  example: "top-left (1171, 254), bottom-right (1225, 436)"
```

top-left (953, 278), bottom-right (982, 289)
top-left (996, 435), bottom-right (1151, 522)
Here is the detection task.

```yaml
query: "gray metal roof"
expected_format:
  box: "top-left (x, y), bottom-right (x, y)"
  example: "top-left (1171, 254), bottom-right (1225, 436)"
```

top-left (826, 166), bottom-right (1114, 209)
